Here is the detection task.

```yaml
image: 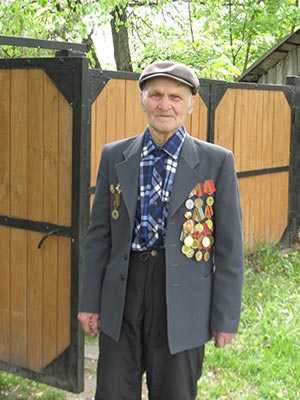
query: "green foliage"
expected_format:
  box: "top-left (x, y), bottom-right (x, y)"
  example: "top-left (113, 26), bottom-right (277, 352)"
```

top-left (198, 243), bottom-right (300, 399)
top-left (130, 0), bottom-right (300, 79)
top-left (1, 0), bottom-right (300, 79)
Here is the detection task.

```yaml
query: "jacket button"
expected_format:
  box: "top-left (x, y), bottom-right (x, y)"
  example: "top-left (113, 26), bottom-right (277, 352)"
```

top-left (124, 254), bottom-right (128, 261)
top-left (120, 274), bottom-right (126, 281)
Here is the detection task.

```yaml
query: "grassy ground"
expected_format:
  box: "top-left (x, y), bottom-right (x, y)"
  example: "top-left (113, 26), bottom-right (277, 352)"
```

top-left (198, 244), bottom-right (300, 399)
top-left (0, 243), bottom-right (299, 399)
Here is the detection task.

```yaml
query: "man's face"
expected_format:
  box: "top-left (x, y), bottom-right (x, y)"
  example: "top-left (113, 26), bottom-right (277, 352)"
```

top-left (141, 77), bottom-right (195, 144)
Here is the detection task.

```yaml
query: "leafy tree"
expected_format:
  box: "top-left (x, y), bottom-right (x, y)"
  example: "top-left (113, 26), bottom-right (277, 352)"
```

top-left (129, 0), bottom-right (300, 79)
top-left (1, 0), bottom-right (300, 79)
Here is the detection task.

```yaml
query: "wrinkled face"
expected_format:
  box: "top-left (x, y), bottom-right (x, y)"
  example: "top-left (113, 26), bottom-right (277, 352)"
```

top-left (141, 77), bottom-right (195, 145)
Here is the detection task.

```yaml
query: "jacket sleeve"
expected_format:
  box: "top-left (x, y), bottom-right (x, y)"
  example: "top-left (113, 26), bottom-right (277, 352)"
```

top-left (211, 150), bottom-right (244, 333)
top-left (79, 145), bottom-right (112, 313)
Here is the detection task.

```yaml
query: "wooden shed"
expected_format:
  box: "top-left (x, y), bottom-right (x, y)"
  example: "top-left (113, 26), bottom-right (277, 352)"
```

top-left (238, 28), bottom-right (300, 84)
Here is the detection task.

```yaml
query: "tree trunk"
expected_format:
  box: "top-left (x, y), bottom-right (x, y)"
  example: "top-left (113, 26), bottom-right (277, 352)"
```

top-left (110, 5), bottom-right (133, 71)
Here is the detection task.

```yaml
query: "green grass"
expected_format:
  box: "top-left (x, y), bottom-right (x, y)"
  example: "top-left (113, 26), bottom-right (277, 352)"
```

top-left (197, 244), bottom-right (300, 399)
top-left (0, 371), bottom-right (65, 400)
top-left (0, 243), bottom-right (299, 399)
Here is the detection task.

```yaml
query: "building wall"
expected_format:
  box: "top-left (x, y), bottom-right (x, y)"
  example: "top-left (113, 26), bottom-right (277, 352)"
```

top-left (258, 46), bottom-right (300, 84)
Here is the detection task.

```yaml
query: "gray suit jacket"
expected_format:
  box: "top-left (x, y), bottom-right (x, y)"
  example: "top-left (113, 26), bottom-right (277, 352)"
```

top-left (79, 131), bottom-right (244, 354)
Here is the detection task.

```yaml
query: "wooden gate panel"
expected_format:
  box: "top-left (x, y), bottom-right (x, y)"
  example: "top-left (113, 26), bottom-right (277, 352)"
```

top-left (0, 70), bottom-right (10, 215)
top-left (215, 89), bottom-right (290, 172)
top-left (57, 237), bottom-right (71, 353)
top-left (273, 92), bottom-right (291, 166)
top-left (186, 95), bottom-right (208, 142)
top-left (0, 227), bottom-right (10, 363)
top-left (0, 69), bottom-right (72, 371)
top-left (238, 171), bottom-right (289, 246)
top-left (214, 87), bottom-right (291, 247)
top-left (124, 80), bottom-right (147, 138)
top-left (11, 70), bottom-right (28, 219)
top-left (27, 230), bottom-right (43, 371)
top-left (28, 70), bottom-right (44, 221)
top-left (11, 228), bottom-right (27, 367)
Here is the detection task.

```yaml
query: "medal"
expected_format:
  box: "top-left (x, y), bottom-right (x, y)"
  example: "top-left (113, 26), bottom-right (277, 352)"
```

top-left (205, 219), bottom-right (214, 231)
top-left (110, 182), bottom-right (122, 221)
top-left (185, 198), bottom-right (194, 210)
top-left (192, 239), bottom-right (199, 249)
top-left (186, 248), bottom-right (195, 258)
top-left (204, 251), bottom-right (210, 262)
top-left (194, 198), bottom-right (203, 208)
top-left (195, 251), bottom-right (203, 262)
top-left (206, 196), bottom-right (214, 206)
top-left (201, 236), bottom-right (211, 249)
top-left (184, 211), bottom-right (192, 219)
top-left (195, 223), bottom-right (203, 233)
top-left (184, 235), bottom-right (194, 247)
top-left (112, 209), bottom-right (120, 220)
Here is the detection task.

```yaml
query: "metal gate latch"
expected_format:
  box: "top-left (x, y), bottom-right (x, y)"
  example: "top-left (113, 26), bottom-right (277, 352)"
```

top-left (38, 230), bottom-right (58, 249)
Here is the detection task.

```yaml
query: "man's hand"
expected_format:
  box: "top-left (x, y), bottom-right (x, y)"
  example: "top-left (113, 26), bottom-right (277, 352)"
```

top-left (78, 312), bottom-right (100, 337)
top-left (212, 331), bottom-right (236, 348)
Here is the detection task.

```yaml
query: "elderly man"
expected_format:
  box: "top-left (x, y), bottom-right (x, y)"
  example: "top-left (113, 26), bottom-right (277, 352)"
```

top-left (78, 61), bottom-right (244, 400)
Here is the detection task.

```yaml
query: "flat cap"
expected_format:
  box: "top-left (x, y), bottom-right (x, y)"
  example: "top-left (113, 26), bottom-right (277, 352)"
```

top-left (139, 61), bottom-right (199, 95)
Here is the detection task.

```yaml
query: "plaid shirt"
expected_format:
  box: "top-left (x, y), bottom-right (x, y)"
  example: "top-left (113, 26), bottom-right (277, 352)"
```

top-left (132, 126), bottom-right (186, 250)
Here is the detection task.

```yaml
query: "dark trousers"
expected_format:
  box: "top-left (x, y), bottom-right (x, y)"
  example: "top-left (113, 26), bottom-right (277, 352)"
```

top-left (95, 250), bottom-right (204, 400)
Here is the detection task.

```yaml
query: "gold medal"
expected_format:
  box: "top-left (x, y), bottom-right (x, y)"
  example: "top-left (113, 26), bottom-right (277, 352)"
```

top-left (186, 248), bottom-right (195, 258)
top-left (111, 209), bottom-right (120, 220)
top-left (204, 251), bottom-right (210, 262)
top-left (195, 223), bottom-right (203, 233)
top-left (184, 211), bottom-right (192, 219)
top-left (181, 245), bottom-right (190, 255)
top-left (202, 236), bottom-right (211, 249)
top-left (194, 198), bottom-right (203, 208)
top-left (206, 196), bottom-right (214, 206)
top-left (184, 235), bottom-right (194, 247)
top-left (195, 251), bottom-right (203, 262)
top-left (206, 219), bottom-right (214, 230)
top-left (192, 239), bottom-right (199, 249)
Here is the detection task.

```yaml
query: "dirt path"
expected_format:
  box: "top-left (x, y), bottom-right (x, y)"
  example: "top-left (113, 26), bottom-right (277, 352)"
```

top-left (66, 346), bottom-right (148, 400)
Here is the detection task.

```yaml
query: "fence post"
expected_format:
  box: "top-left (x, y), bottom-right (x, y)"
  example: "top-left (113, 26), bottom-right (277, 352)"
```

top-left (286, 76), bottom-right (300, 247)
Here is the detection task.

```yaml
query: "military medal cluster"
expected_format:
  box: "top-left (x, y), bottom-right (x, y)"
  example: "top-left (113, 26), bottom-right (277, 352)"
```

top-left (110, 183), bottom-right (122, 220)
top-left (180, 179), bottom-right (216, 262)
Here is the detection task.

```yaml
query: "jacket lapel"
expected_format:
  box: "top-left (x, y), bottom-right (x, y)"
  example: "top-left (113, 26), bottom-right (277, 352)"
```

top-left (168, 135), bottom-right (202, 219)
top-left (115, 134), bottom-right (144, 231)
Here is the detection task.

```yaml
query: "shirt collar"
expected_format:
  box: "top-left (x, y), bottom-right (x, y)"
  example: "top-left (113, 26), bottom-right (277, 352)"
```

top-left (142, 126), bottom-right (186, 160)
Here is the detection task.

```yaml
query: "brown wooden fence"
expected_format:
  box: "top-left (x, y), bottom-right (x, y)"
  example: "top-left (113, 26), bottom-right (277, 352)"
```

top-left (90, 76), bottom-right (292, 249)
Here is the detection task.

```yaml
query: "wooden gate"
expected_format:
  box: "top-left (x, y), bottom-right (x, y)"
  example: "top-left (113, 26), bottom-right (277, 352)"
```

top-left (0, 56), bottom-right (90, 392)
top-left (89, 73), bottom-right (293, 249)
